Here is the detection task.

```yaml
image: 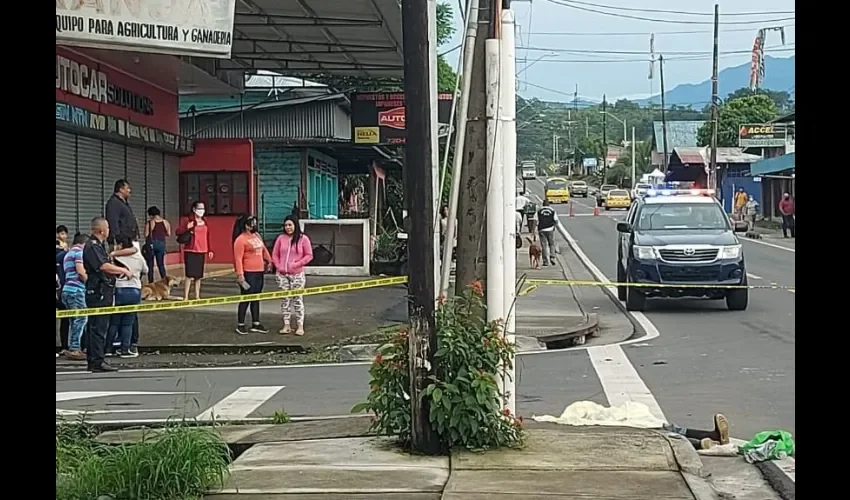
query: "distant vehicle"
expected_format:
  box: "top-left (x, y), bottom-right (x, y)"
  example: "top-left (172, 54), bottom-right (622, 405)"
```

top-left (521, 161), bottom-right (537, 180)
top-left (545, 177), bottom-right (570, 203)
top-left (604, 189), bottom-right (631, 210)
top-left (596, 184), bottom-right (619, 207)
top-left (615, 187), bottom-right (750, 312)
top-left (632, 183), bottom-right (652, 199)
top-left (569, 180), bottom-right (588, 197)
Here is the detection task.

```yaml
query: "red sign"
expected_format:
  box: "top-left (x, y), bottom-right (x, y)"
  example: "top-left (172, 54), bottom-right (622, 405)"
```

top-left (378, 107), bottom-right (406, 130)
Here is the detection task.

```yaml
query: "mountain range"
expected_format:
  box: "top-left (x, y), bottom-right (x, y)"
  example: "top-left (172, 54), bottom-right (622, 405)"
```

top-left (635, 55), bottom-right (795, 107)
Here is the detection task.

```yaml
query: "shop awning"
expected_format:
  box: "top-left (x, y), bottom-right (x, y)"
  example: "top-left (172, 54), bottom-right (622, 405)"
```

top-left (750, 152), bottom-right (795, 177)
top-left (215, 0), bottom-right (404, 78)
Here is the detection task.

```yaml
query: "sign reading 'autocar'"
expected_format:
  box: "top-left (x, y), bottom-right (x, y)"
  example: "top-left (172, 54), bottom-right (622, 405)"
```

top-left (738, 123), bottom-right (788, 148)
top-left (351, 92), bottom-right (454, 145)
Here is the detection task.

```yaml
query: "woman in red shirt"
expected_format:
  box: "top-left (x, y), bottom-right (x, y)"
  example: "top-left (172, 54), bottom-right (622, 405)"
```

top-left (176, 200), bottom-right (214, 300)
top-left (232, 215), bottom-right (272, 335)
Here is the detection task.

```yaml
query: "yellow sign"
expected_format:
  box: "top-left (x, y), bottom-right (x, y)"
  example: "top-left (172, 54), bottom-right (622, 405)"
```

top-left (355, 126), bottom-right (380, 144)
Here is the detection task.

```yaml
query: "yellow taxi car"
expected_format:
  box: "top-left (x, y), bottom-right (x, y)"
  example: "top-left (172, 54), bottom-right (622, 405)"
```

top-left (545, 177), bottom-right (570, 203)
top-left (603, 188), bottom-right (631, 210)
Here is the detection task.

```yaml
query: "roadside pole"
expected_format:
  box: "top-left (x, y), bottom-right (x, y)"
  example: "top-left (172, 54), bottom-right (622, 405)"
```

top-left (601, 95), bottom-right (607, 182)
top-left (631, 127), bottom-right (636, 187)
top-left (708, 4), bottom-right (720, 194)
top-left (428, 0), bottom-right (441, 291)
top-left (485, 36), bottom-right (504, 361)
top-left (455, 3), bottom-right (491, 292)
top-left (500, 8), bottom-right (517, 414)
top-left (401, 0), bottom-right (440, 455)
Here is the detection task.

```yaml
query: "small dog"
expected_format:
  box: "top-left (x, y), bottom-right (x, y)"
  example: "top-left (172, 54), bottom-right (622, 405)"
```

top-left (525, 236), bottom-right (542, 269)
top-left (141, 275), bottom-right (182, 300)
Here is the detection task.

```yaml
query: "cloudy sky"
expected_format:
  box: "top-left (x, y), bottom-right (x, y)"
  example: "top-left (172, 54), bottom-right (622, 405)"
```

top-left (444, 0), bottom-right (795, 101)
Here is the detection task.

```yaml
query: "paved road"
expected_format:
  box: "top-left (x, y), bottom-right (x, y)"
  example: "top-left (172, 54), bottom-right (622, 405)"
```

top-left (527, 181), bottom-right (795, 441)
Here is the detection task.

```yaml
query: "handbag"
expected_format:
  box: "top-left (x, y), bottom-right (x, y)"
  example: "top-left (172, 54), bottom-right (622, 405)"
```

top-left (176, 230), bottom-right (193, 245)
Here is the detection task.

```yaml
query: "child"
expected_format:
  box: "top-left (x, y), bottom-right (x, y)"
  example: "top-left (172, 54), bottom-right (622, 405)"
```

top-left (56, 225), bottom-right (69, 250)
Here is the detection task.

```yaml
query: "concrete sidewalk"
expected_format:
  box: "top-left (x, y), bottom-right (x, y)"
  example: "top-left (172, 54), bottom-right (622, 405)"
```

top-left (97, 417), bottom-right (716, 499)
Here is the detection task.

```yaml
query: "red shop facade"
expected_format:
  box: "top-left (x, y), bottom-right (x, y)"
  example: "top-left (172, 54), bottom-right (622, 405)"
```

top-left (55, 46), bottom-right (192, 263)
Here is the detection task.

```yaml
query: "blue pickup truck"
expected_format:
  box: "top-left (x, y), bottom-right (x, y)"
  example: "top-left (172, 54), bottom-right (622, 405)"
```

top-left (615, 188), bottom-right (750, 312)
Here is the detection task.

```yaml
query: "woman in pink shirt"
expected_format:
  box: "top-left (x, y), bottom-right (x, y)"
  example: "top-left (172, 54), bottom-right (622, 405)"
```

top-left (176, 200), bottom-right (214, 301)
top-left (272, 215), bottom-right (313, 335)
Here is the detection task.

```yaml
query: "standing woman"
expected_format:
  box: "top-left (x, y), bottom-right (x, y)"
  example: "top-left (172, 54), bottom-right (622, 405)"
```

top-left (272, 215), bottom-right (313, 335)
top-left (232, 215), bottom-right (272, 335)
top-left (144, 206), bottom-right (171, 282)
top-left (176, 200), bottom-right (214, 300)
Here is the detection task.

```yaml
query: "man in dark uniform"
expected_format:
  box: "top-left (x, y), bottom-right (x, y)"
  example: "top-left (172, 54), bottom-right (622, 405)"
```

top-left (537, 200), bottom-right (559, 266)
top-left (83, 217), bottom-right (133, 373)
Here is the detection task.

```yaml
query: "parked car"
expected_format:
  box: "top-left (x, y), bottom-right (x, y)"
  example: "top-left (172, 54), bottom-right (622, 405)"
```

top-left (569, 180), bottom-right (588, 197)
top-left (596, 184), bottom-right (619, 207)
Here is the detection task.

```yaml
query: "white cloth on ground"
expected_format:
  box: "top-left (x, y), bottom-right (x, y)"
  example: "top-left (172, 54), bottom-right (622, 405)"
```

top-left (532, 401), bottom-right (666, 429)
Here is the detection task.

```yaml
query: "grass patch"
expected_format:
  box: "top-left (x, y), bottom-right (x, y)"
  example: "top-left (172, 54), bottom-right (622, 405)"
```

top-left (57, 417), bottom-right (231, 500)
top-left (338, 323), bottom-right (403, 346)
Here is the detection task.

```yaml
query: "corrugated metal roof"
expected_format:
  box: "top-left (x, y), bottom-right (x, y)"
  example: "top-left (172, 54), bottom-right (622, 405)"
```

top-left (771, 112), bottom-right (795, 124)
top-left (751, 152), bottom-right (795, 176)
top-left (673, 147), bottom-right (762, 165)
top-left (181, 93), bottom-right (348, 118)
top-left (653, 121), bottom-right (706, 150)
top-left (245, 71), bottom-right (327, 89)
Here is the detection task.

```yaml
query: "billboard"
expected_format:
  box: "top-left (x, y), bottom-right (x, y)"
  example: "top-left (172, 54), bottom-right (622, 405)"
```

top-left (351, 92), bottom-right (454, 145)
top-left (738, 123), bottom-right (788, 148)
top-left (55, 0), bottom-right (237, 59)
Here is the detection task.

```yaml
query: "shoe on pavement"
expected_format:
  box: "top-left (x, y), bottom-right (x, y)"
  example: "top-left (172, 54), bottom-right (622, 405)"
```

top-left (250, 323), bottom-right (269, 334)
top-left (89, 363), bottom-right (118, 373)
top-left (713, 413), bottom-right (730, 445)
top-left (294, 327), bottom-right (305, 336)
top-left (236, 324), bottom-right (249, 335)
top-left (280, 326), bottom-right (291, 335)
top-left (64, 350), bottom-right (86, 361)
top-left (119, 350), bottom-right (139, 358)
top-left (700, 438), bottom-right (716, 450)
top-left (128, 345), bottom-right (139, 356)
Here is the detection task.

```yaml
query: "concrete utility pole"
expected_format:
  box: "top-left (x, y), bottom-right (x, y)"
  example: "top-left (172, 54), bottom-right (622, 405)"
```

top-left (601, 94), bottom-right (607, 182)
top-left (455, 1), bottom-right (491, 292)
top-left (709, 4), bottom-right (720, 193)
top-left (631, 126), bottom-right (636, 187)
top-left (659, 54), bottom-right (669, 172)
top-left (401, 0), bottom-right (440, 455)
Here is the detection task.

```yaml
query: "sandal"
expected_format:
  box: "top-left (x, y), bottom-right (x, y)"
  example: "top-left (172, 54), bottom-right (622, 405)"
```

top-left (294, 328), bottom-right (305, 336)
top-left (279, 326), bottom-right (291, 335)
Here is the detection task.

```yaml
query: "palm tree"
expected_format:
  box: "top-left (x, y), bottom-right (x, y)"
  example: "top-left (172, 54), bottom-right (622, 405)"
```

top-left (613, 140), bottom-right (653, 187)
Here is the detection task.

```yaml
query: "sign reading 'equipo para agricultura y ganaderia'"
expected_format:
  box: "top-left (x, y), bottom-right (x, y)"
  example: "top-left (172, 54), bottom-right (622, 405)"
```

top-left (56, 0), bottom-right (237, 59)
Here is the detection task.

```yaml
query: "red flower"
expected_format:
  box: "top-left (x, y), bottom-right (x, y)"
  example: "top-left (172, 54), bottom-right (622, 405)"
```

top-left (503, 407), bottom-right (511, 416)
top-left (375, 354), bottom-right (383, 364)
top-left (470, 280), bottom-right (484, 296)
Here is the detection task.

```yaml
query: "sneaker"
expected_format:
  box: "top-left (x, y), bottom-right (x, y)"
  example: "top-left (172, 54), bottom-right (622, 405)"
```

top-left (128, 345), bottom-right (139, 356)
top-left (700, 438), bottom-right (716, 450)
top-left (105, 351), bottom-right (115, 358)
top-left (64, 350), bottom-right (86, 361)
top-left (250, 323), bottom-right (269, 334)
top-left (119, 350), bottom-right (139, 359)
top-left (713, 414), bottom-right (730, 445)
top-left (89, 362), bottom-right (118, 373)
top-left (236, 324), bottom-right (249, 335)
top-left (55, 352), bottom-right (59, 358)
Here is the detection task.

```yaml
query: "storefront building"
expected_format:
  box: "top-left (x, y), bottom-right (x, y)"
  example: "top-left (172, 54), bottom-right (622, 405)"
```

top-left (55, 47), bottom-right (192, 256)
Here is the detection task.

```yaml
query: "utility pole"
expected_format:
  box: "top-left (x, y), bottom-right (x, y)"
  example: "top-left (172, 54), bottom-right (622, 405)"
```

top-left (601, 94), bottom-right (607, 182)
top-left (401, 0), bottom-right (440, 455)
top-left (709, 4), bottom-right (720, 194)
top-left (631, 126), bottom-right (636, 187)
top-left (455, 2), bottom-right (491, 291)
top-left (659, 54), bottom-right (669, 172)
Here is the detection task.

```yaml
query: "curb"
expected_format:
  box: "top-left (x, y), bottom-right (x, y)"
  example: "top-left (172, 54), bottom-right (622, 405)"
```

top-left (536, 313), bottom-right (599, 349)
top-left (134, 343), bottom-right (308, 355)
top-left (756, 460), bottom-right (795, 500)
top-left (661, 431), bottom-right (721, 500)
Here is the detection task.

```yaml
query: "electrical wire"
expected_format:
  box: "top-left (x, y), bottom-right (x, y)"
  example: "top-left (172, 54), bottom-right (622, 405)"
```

top-left (544, 0), bottom-right (794, 25)
top-left (517, 44), bottom-right (794, 56)
top-left (550, 0), bottom-right (795, 17)
top-left (526, 25), bottom-right (795, 37)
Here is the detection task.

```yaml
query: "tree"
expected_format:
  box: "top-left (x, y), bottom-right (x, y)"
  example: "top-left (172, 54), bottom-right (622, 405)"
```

top-left (696, 94), bottom-right (777, 148)
top-left (612, 139), bottom-right (653, 187)
top-left (726, 87), bottom-right (793, 113)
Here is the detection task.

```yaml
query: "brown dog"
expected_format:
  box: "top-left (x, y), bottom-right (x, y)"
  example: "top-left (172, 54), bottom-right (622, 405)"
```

top-left (525, 236), bottom-right (542, 269)
top-left (141, 275), bottom-right (182, 300)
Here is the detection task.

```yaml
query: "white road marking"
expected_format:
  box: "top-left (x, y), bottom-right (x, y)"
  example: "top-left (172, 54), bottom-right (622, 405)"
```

top-left (66, 414), bottom-right (365, 425)
top-left (746, 273), bottom-right (762, 280)
top-left (587, 344), bottom-right (666, 421)
top-left (56, 391), bottom-right (197, 402)
top-left (195, 386), bottom-right (284, 421)
top-left (788, 289), bottom-right (795, 294)
top-left (57, 408), bottom-right (179, 416)
top-left (741, 237), bottom-right (795, 253)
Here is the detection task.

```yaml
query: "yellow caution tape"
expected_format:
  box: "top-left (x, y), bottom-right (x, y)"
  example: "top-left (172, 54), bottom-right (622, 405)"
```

top-left (523, 278), bottom-right (795, 291)
top-left (517, 284), bottom-right (539, 297)
top-left (55, 276), bottom-right (409, 319)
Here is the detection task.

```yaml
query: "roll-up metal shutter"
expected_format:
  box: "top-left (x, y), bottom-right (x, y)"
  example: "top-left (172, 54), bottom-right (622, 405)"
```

top-left (102, 141), bottom-right (126, 212)
top-left (56, 131), bottom-right (78, 232)
top-left (126, 145), bottom-right (147, 236)
top-left (145, 150), bottom-right (165, 222)
top-left (163, 154), bottom-right (181, 252)
top-left (77, 136), bottom-right (105, 233)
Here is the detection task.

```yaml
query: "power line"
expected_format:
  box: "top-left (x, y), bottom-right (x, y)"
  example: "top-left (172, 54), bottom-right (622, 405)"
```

top-left (515, 47), bottom-right (794, 65)
top-left (517, 44), bottom-right (794, 56)
top-left (551, 0), bottom-right (795, 17)
top-left (527, 25), bottom-right (795, 37)
top-left (544, 0), bottom-right (794, 25)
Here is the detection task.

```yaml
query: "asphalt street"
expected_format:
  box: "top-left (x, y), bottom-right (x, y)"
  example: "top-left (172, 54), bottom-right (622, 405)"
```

top-left (56, 180), bottom-right (794, 443)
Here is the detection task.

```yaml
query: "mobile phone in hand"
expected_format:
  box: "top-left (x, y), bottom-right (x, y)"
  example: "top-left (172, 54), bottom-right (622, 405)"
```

top-left (238, 279), bottom-right (251, 290)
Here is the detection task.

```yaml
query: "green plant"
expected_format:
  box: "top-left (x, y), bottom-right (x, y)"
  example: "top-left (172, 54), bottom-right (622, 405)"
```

top-left (352, 281), bottom-right (524, 451)
top-left (270, 409), bottom-right (291, 424)
top-left (56, 421), bottom-right (231, 500)
top-left (372, 231), bottom-right (402, 262)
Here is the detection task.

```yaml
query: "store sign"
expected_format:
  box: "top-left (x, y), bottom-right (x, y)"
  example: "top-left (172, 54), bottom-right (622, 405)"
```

top-left (56, 101), bottom-right (194, 154)
top-left (350, 92), bottom-right (453, 145)
top-left (738, 123), bottom-right (788, 148)
top-left (56, 54), bottom-right (155, 115)
top-left (55, 0), bottom-right (237, 58)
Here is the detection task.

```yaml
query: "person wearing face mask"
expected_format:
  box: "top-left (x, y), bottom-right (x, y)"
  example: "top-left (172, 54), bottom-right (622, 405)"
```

top-left (778, 192), bottom-right (795, 238)
top-left (232, 215), bottom-right (272, 335)
top-left (272, 215), bottom-right (313, 336)
top-left (176, 200), bottom-right (214, 300)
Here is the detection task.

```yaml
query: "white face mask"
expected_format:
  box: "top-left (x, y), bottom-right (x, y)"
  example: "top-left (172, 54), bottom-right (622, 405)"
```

top-left (194, 208), bottom-right (205, 217)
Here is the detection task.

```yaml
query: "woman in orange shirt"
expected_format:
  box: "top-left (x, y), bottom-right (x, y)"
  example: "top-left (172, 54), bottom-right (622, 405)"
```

top-left (232, 215), bottom-right (272, 335)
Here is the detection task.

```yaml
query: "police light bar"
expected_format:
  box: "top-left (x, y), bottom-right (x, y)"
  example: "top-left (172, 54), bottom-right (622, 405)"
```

top-left (645, 187), bottom-right (715, 197)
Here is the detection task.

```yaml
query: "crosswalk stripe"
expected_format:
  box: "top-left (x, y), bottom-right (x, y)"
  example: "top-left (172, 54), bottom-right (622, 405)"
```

top-left (195, 386), bottom-right (284, 421)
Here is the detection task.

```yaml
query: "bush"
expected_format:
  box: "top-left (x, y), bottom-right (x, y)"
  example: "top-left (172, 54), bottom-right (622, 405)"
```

top-left (56, 419), bottom-right (231, 500)
top-left (353, 281), bottom-right (524, 451)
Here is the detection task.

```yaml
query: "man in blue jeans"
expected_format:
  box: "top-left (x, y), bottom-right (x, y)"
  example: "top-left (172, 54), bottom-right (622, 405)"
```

top-left (61, 233), bottom-right (90, 361)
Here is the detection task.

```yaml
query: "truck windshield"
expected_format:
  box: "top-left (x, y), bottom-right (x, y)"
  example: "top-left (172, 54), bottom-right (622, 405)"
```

top-left (637, 203), bottom-right (730, 231)
top-left (547, 180), bottom-right (568, 190)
